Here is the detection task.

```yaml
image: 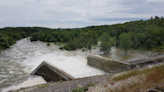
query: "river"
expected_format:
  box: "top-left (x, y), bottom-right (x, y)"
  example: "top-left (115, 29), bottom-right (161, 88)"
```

top-left (0, 38), bottom-right (161, 91)
top-left (0, 38), bottom-right (105, 92)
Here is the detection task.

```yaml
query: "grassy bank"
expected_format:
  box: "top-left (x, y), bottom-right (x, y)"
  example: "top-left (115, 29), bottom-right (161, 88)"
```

top-left (87, 63), bottom-right (164, 92)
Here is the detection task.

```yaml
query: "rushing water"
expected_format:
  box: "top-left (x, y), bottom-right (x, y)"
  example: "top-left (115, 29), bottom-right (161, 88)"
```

top-left (0, 38), bottom-right (105, 91)
top-left (0, 38), bottom-right (162, 91)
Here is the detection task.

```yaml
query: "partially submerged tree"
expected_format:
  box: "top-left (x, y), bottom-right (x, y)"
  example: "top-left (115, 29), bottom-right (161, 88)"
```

top-left (119, 32), bottom-right (133, 55)
top-left (99, 33), bottom-right (114, 54)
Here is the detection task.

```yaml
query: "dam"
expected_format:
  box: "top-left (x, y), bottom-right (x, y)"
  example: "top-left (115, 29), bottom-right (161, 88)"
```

top-left (30, 61), bottom-right (75, 82)
top-left (30, 54), bottom-right (164, 83)
top-left (87, 54), bottom-right (164, 73)
top-left (2, 38), bottom-right (164, 92)
top-left (12, 53), bottom-right (164, 92)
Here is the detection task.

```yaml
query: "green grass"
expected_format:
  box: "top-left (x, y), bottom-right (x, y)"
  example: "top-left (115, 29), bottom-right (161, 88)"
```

top-left (72, 84), bottom-right (94, 92)
top-left (112, 64), bottom-right (164, 81)
top-left (37, 84), bottom-right (49, 88)
top-left (107, 64), bottom-right (164, 92)
top-left (112, 70), bottom-right (139, 81)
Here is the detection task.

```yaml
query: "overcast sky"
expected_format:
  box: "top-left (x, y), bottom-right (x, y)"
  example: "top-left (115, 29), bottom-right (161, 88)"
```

top-left (0, 0), bottom-right (164, 28)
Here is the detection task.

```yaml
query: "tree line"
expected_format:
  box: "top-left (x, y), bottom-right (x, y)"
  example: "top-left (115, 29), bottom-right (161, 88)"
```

top-left (0, 27), bottom-right (39, 50)
top-left (1, 16), bottom-right (164, 54)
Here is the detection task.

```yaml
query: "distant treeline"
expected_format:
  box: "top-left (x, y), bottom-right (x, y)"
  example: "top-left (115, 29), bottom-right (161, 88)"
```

top-left (0, 16), bottom-right (164, 52)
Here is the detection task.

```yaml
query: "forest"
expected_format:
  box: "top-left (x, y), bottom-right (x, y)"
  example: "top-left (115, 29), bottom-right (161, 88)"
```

top-left (0, 16), bottom-right (164, 54)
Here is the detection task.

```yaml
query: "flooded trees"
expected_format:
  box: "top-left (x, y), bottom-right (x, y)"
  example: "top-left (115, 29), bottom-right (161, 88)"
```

top-left (99, 33), bottom-right (114, 54)
top-left (119, 33), bottom-right (133, 55)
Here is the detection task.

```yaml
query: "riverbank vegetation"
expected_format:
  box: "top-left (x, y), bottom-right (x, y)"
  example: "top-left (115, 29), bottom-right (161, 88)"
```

top-left (72, 84), bottom-right (94, 92)
top-left (1, 16), bottom-right (164, 53)
top-left (87, 63), bottom-right (164, 92)
top-left (0, 27), bottom-right (40, 50)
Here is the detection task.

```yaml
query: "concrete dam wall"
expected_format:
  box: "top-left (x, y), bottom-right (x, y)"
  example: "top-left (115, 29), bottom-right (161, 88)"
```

top-left (17, 54), bottom-right (164, 92)
top-left (31, 61), bottom-right (75, 82)
top-left (30, 54), bottom-right (164, 83)
top-left (87, 54), bottom-right (135, 73)
top-left (87, 54), bottom-right (164, 73)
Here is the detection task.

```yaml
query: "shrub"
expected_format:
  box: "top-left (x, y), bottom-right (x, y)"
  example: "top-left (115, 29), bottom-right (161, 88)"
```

top-left (47, 43), bottom-right (50, 46)
top-left (59, 47), bottom-right (64, 50)
top-left (72, 84), bottom-right (94, 92)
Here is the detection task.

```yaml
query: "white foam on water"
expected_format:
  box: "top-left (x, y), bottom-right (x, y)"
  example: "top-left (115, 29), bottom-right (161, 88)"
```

top-left (2, 76), bottom-right (47, 92)
top-left (0, 38), bottom-right (105, 91)
top-left (26, 51), bottom-right (105, 78)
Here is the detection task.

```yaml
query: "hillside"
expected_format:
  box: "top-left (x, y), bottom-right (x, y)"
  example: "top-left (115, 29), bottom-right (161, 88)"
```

top-left (1, 16), bottom-right (164, 52)
top-left (87, 63), bottom-right (164, 92)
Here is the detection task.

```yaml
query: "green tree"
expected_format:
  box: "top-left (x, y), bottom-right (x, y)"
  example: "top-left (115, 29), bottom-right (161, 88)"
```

top-left (119, 33), bottom-right (133, 55)
top-left (67, 39), bottom-right (78, 50)
top-left (99, 33), bottom-right (114, 54)
top-left (100, 42), bottom-right (111, 54)
top-left (30, 32), bottom-right (40, 41)
top-left (8, 37), bottom-right (15, 45)
top-left (0, 36), bottom-right (9, 49)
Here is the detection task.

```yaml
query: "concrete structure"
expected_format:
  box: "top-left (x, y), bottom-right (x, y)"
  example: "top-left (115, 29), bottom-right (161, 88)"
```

top-left (31, 61), bottom-right (75, 82)
top-left (87, 54), bottom-right (134, 73)
top-left (128, 54), bottom-right (164, 65)
top-left (18, 54), bottom-right (164, 92)
top-left (87, 54), bottom-right (164, 73)
top-left (31, 54), bottom-right (164, 82)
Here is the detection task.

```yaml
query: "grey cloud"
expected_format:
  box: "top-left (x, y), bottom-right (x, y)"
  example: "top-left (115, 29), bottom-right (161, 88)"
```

top-left (0, 0), bottom-right (164, 28)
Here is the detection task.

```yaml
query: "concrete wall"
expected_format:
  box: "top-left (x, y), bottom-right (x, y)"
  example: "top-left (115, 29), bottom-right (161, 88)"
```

top-left (129, 54), bottom-right (164, 65)
top-left (34, 65), bottom-right (66, 82)
top-left (87, 54), bottom-right (135, 73)
top-left (87, 54), bottom-right (164, 74)
top-left (31, 61), bottom-right (75, 82)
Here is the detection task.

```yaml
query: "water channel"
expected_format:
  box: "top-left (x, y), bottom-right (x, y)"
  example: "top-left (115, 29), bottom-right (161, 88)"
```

top-left (0, 38), bottom-right (162, 91)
